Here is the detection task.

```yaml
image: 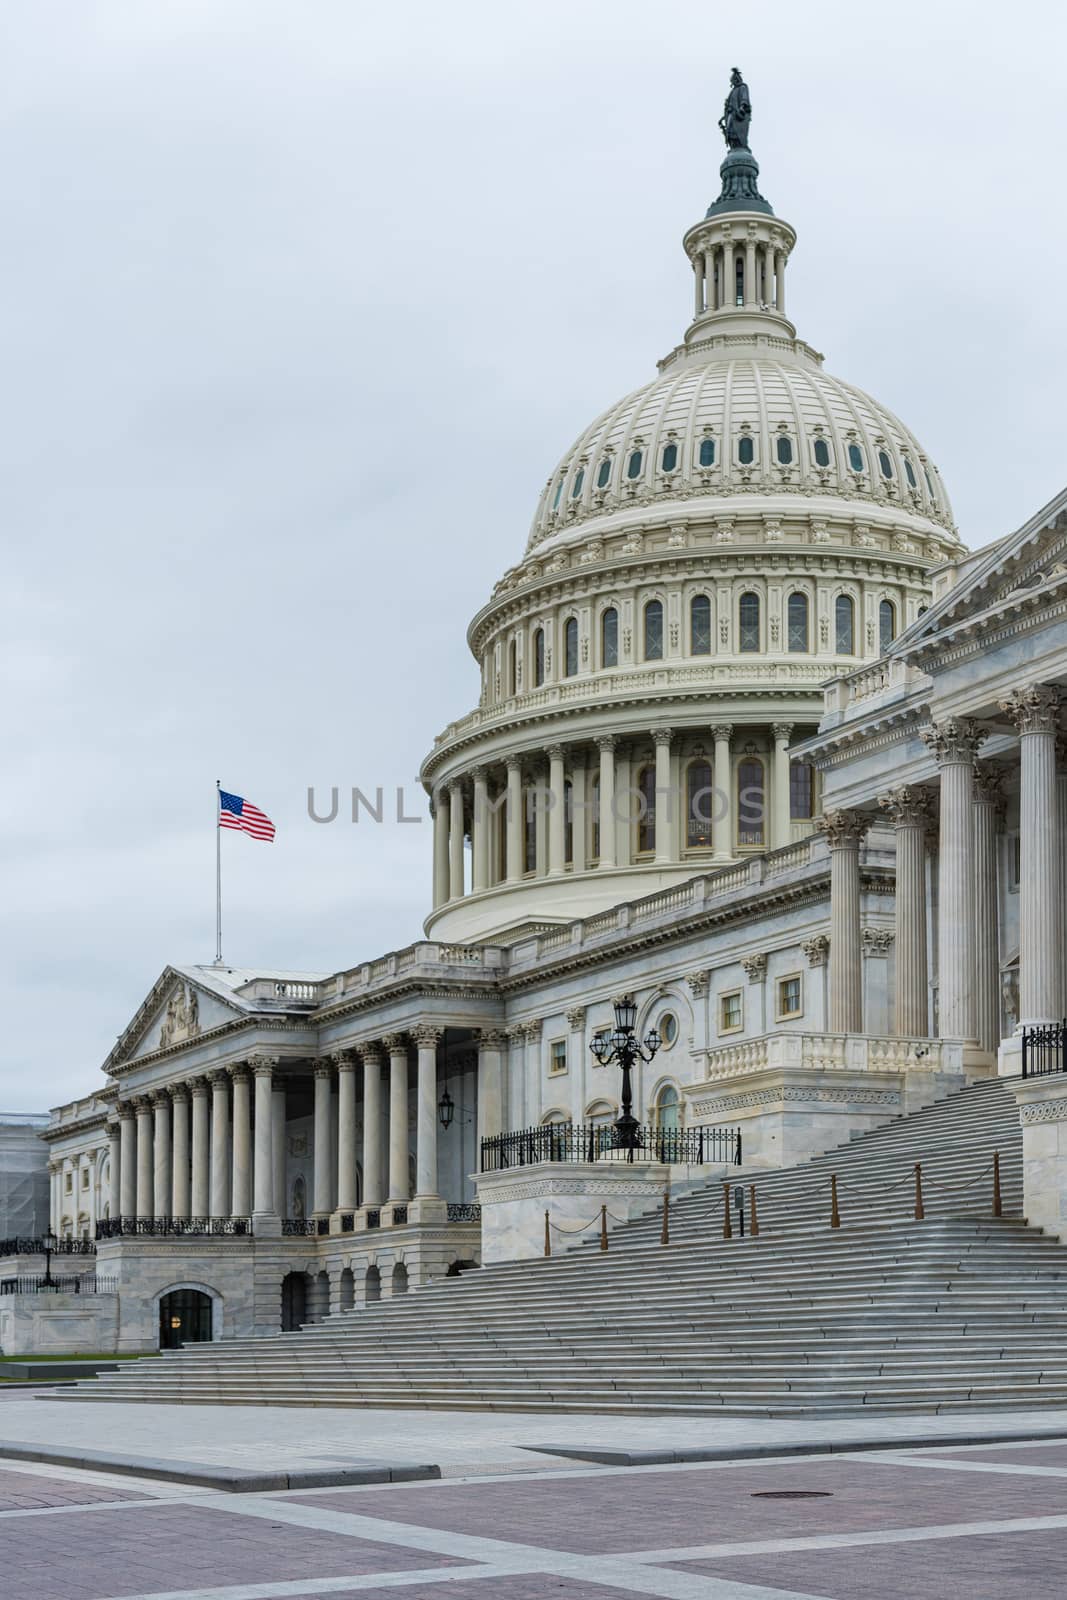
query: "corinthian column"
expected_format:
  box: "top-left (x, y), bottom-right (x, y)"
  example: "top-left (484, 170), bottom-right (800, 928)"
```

top-left (230, 1065), bottom-right (252, 1218)
top-left (711, 723), bottom-right (733, 860)
top-left (190, 1078), bottom-right (210, 1218)
top-left (152, 1092), bottom-right (171, 1220)
top-left (334, 1050), bottom-right (358, 1214)
top-left (118, 1102), bottom-right (136, 1219)
top-left (546, 746), bottom-right (567, 875)
top-left (385, 1034), bottom-right (410, 1204)
top-left (1001, 685), bottom-right (1064, 1025)
top-left (312, 1061), bottom-right (333, 1218)
top-left (973, 763), bottom-right (1006, 1054)
top-left (106, 1120), bottom-right (121, 1221)
top-left (252, 1056), bottom-right (277, 1218)
top-left (170, 1085), bottom-right (190, 1221)
top-left (413, 1024), bottom-right (443, 1200)
top-left (209, 1070), bottom-right (231, 1219)
top-left (505, 757), bottom-right (524, 881)
top-left (821, 810), bottom-right (868, 1033)
top-left (448, 780), bottom-right (465, 899)
top-left (652, 728), bottom-right (675, 863)
top-left (922, 717), bottom-right (986, 1041)
top-left (361, 1043), bottom-right (384, 1208)
top-left (471, 767), bottom-right (490, 892)
top-left (134, 1097), bottom-right (153, 1219)
top-left (879, 787), bottom-right (933, 1038)
top-left (432, 792), bottom-right (449, 908)
top-left (771, 724), bottom-right (794, 850)
top-left (596, 737), bottom-right (617, 868)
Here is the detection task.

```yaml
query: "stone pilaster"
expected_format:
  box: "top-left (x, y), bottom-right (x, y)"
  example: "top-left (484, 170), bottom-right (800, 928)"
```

top-left (922, 717), bottom-right (986, 1043)
top-left (820, 809), bottom-right (868, 1033)
top-left (505, 757), bottom-right (524, 881)
top-left (1001, 685), bottom-right (1064, 1025)
top-left (546, 746), bottom-right (567, 875)
top-left (596, 736), bottom-right (617, 868)
top-left (106, 1120), bottom-right (122, 1221)
top-left (879, 786), bottom-right (934, 1038)
top-left (477, 1028), bottom-right (508, 1145)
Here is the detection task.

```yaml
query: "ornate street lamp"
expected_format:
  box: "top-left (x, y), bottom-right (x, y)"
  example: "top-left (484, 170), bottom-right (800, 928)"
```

top-left (42, 1228), bottom-right (58, 1290)
top-left (590, 995), bottom-right (660, 1156)
top-left (437, 1086), bottom-right (455, 1130)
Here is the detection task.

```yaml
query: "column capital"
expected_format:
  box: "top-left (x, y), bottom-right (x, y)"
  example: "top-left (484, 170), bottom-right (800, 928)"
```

top-left (972, 760), bottom-right (1008, 812)
top-left (479, 1028), bottom-right (509, 1050)
top-left (250, 1054), bottom-right (279, 1079)
top-left (595, 734), bottom-right (617, 754)
top-left (741, 953), bottom-right (768, 981)
top-left (710, 721), bottom-right (734, 741)
top-left (1000, 682), bottom-right (1062, 736)
top-left (169, 1081), bottom-right (191, 1104)
top-left (506, 1024), bottom-right (526, 1045)
top-left (117, 1100), bottom-right (135, 1122)
top-left (331, 1048), bottom-right (357, 1071)
top-left (313, 1060), bottom-right (333, 1081)
top-left (565, 1006), bottom-right (587, 1030)
top-left (228, 1062), bottom-right (251, 1084)
top-left (803, 934), bottom-right (830, 967)
top-left (921, 716), bottom-right (987, 765)
top-left (505, 752), bottom-right (524, 772)
top-left (468, 762), bottom-right (489, 782)
top-left (817, 808), bottom-right (869, 848)
top-left (132, 1094), bottom-right (153, 1114)
top-left (651, 726), bottom-right (674, 747)
top-left (208, 1069), bottom-right (230, 1090)
top-left (861, 927), bottom-right (894, 958)
top-left (771, 722), bottom-right (794, 742)
top-left (188, 1076), bottom-right (210, 1099)
top-left (878, 785), bottom-right (935, 827)
top-left (545, 744), bottom-right (566, 762)
top-left (686, 969), bottom-right (711, 997)
top-left (360, 1041), bottom-right (384, 1066)
top-left (412, 1024), bottom-right (443, 1048)
top-left (522, 1018), bottom-right (543, 1042)
top-left (150, 1088), bottom-right (171, 1108)
top-left (382, 1033), bottom-right (409, 1054)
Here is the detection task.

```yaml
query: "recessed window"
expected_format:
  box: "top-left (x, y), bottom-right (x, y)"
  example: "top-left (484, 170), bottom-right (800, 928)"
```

top-left (835, 593), bottom-right (855, 654)
top-left (533, 627), bottom-right (545, 687)
top-left (686, 759), bottom-right (714, 848)
top-left (904, 457), bottom-right (917, 488)
top-left (777, 975), bottom-right (802, 1019)
top-left (776, 435), bottom-right (793, 465)
top-left (739, 591), bottom-right (760, 652)
top-left (790, 761), bottom-right (814, 820)
top-left (698, 437), bottom-right (716, 467)
top-left (659, 1012), bottom-right (679, 1048)
top-left (507, 638), bottom-right (517, 695)
top-left (549, 1040), bottom-right (568, 1076)
top-left (661, 442), bottom-right (678, 473)
top-left (787, 592), bottom-right (809, 653)
top-left (644, 599), bottom-right (663, 660)
top-left (655, 1082), bottom-right (680, 1130)
top-left (737, 758), bottom-right (765, 846)
top-left (813, 438), bottom-right (831, 468)
top-left (590, 773), bottom-right (601, 861)
top-left (552, 478), bottom-right (564, 510)
top-left (601, 607), bottom-right (618, 668)
top-left (878, 450), bottom-right (893, 479)
top-left (924, 466), bottom-right (936, 501)
top-left (571, 467), bottom-right (585, 498)
top-left (596, 457), bottom-right (612, 489)
top-left (524, 786), bottom-right (537, 873)
top-left (720, 990), bottom-right (743, 1032)
top-left (879, 599), bottom-right (896, 652)
top-left (64, 1172), bottom-right (73, 1194)
top-left (81, 1168), bottom-right (90, 1188)
top-left (847, 443), bottom-right (865, 473)
top-left (636, 764), bottom-right (657, 854)
top-left (738, 435), bottom-right (755, 466)
top-left (691, 593), bottom-right (712, 655)
top-left (564, 617), bottom-right (578, 678)
top-left (627, 449), bottom-right (643, 480)
top-left (564, 778), bottom-right (573, 866)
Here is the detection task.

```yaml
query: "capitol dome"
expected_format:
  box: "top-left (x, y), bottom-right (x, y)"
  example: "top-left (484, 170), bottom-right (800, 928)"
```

top-left (419, 84), bottom-right (964, 945)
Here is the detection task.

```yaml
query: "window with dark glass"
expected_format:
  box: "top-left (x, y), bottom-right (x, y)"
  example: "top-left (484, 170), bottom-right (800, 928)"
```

top-left (564, 617), bottom-right (578, 677)
top-left (904, 457), bottom-right (917, 488)
top-left (813, 437), bottom-right (831, 468)
top-left (686, 759), bottom-right (714, 848)
top-left (637, 764), bottom-right (657, 853)
top-left (737, 758), bottom-right (765, 846)
top-left (787, 591), bottom-right (809, 652)
top-left (661, 442), bottom-right (678, 473)
top-left (739, 591), bottom-right (760, 651)
top-left (879, 599), bottom-right (896, 651)
top-left (690, 593), bottom-right (711, 655)
top-left (848, 443), bottom-right (864, 472)
top-left (524, 787), bottom-right (537, 872)
top-left (552, 478), bottom-right (564, 509)
top-left (656, 1083), bottom-right (680, 1131)
top-left (738, 435), bottom-right (755, 465)
top-left (835, 593), bottom-right (854, 654)
top-left (789, 760), bottom-right (814, 819)
top-left (564, 778), bottom-right (573, 865)
top-left (924, 466), bottom-right (936, 500)
top-left (776, 435), bottom-right (793, 465)
top-left (590, 773), bottom-right (600, 861)
top-left (698, 437), bottom-right (716, 467)
top-left (596, 457), bottom-right (612, 488)
top-left (601, 606), bottom-right (618, 668)
top-left (571, 467), bottom-right (584, 498)
top-left (735, 256), bottom-right (744, 306)
top-left (878, 450), bottom-right (893, 479)
top-left (627, 449), bottom-right (643, 480)
top-left (533, 627), bottom-right (545, 686)
top-left (644, 599), bottom-right (663, 660)
top-left (507, 638), bottom-right (517, 695)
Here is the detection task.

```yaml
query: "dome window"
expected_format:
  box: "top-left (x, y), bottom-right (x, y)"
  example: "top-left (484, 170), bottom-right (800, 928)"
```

top-left (776, 435), bottom-right (793, 466)
top-left (564, 617), bottom-right (578, 678)
top-left (571, 468), bottom-right (585, 499)
top-left (787, 591), bottom-right (809, 653)
top-left (924, 467), bottom-right (937, 502)
top-left (878, 450), bottom-right (893, 480)
top-left (691, 593), bottom-right (711, 656)
top-left (790, 760), bottom-right (815, 820)
top-left (644, 599), bottom-right (664, 661)
top-left (739, 591), bottom-right (760, 652)
top-left (738, 436), bottom-right (755, 466)
top-left (879, 599), bottom-right (896, 652)
top-left (661, 442), bottom-right (678, 473)
top-left (813, 438), bottom-right (831, 468)
top-left (601, 607), bottom-right (618, 668)
top-left (737, 757), bottom-right (765, 846)
top-left (637, 763), bottom-right (657, 854)
top-left (596, 457), bottom-right (612, 489)
top-left (533, 627), bottom-right (545, 687)
top-left (904, 457), bottom-right (918, 488)
top-left (698, 437), bottom-right (716, 467)
top-left (847, 443), bottom-right (865, 473)
top-left (627, 449), bottom-right (643, 480)
top-left (552, 478), bottom-right (564, 510)
top-left (835, 594), bottom-right (855, 654)
top-left (686, 760), bottom-right (713, 848)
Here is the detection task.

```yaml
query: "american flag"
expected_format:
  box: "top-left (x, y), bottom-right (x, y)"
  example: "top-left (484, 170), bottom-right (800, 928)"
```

top-left (219, 789), bottom-right (276, 842)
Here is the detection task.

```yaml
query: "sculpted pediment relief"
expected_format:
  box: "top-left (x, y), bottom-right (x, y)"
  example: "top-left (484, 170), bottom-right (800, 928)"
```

top-left (109, 967), bottom-right (246, 1072)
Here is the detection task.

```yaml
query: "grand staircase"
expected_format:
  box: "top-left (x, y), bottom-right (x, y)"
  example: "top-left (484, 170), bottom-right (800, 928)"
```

top-left (57, 1076), bottom-right (1067, 1416)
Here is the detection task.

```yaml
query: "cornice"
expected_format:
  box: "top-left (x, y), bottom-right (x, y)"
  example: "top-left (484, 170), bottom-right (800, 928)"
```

top-left (905, 590), bottom-right (1067, 674)
top-left (107, 1015), bottom-right (312, 1078)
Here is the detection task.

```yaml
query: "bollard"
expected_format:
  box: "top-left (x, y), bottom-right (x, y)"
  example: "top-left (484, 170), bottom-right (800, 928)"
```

top-left (660, 1191), bottom-right (670, 1246)
top-left (544, 1209), bottom-right (551, 1258)
top-left (722, 1181), bottom-right (733, 1240)
top-left (600, 1204), bottom-right (608, 1251)
top-left (830, 1173), bottom-right (840, 1229)
top-left (749, 1184), bottom-right (759, 1238)
top-left (992, 1150), bottom-right (1002, 1218)
top-left (914, 1162), bottom-right (925, 1222)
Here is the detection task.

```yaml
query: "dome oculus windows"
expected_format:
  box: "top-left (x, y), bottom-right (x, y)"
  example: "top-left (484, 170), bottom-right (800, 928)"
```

top-left (776, 434), bottom-right (793, 465)
top-left (596, 457), bottom-right (612, 489)
top-left (698, 437), bottom-right (716, 467)
top-left (904, 457), bottom-right (917, 488)
top-left (847, 443), bottom-right (865, 473)
top-left (739, 591), bottom-right (760, 652)
top-left (571, 467), bottom-right (585, 499)
top-left (644, 599), bottom-right (664, 661)
top-left (878, 450), bottom-right (893, 480)
top-left (690, 593), bottom-right (711, 655)
top-left (813, 438), bottom-right (831, 468)
top-left (626, 449), bottom-right (643, 480)
top-left (738, 435), bottom-right (755, 466)
top-left (661, 442), bottom-right (678, 473)
top-left (658, 1012), bottom-right (679, 1048)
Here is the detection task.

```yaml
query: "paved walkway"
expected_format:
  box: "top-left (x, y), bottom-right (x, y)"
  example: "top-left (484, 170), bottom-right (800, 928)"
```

top-left (6, 1437), bottom-right (1067, 1599)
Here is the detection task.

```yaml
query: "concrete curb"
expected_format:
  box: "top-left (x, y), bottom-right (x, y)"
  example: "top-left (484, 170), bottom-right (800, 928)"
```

top-left (0, 1440), bottom-right (440, 1492)
top-left (530, 1427), bottom-right (1067, 1467)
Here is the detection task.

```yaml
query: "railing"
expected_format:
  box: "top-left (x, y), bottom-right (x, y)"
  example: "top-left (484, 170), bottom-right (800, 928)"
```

top-left (391, 1205), bottom-right (409, 1225)
top-left (0, 1275), bottom-right (118, 1294)
top-left (96, 1217), bottom-right (251, 1239)
top-left (1022, 1021), bottom-right (1067, 1079)
top-left (0, 1237), bottom-right (96, 1257)
top-left (281, 1219), bottom-right (317, 1236)
top-left (447, 1202), bottom-right (482, 1223)
top-left (480, 1123), bottom-right (742, 1173)
top-left (365, 1209), bottom-right (380, 1230)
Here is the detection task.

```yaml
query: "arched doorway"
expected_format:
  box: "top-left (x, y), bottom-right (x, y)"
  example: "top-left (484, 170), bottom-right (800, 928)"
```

top-left (391, 1262), bottom-right (408, 1297)
top-left (339, 1266), bottom-right (355, 1311)
top-left (281, 1271), bottom-right (308, 1332)
top-left (365, 1264), bottom-right (381, 1303)
top-left (159, 1288), bottom-right (213, 1349)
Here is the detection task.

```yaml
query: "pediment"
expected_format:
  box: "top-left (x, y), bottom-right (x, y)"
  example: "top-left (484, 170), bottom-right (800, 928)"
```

top-left (105, 967), bottom-right (245, 1076)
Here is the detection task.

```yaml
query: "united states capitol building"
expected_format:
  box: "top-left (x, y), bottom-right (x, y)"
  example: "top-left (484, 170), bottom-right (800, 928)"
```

top-left (19, 75), bottom-right (1067, 1357)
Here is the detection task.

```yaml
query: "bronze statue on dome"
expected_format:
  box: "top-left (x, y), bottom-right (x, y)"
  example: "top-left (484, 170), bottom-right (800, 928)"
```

top-left (719, 67), bottom-right (752, 150)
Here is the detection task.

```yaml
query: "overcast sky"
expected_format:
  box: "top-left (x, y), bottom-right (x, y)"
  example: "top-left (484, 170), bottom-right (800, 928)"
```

top-left (3, 1), bottom-right (1066, 1111)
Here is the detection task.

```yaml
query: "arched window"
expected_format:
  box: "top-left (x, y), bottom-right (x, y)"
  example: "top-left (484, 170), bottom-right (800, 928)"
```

top-left (686, 759), bottom-right (714, 848)
top-left (847, 442), bottom-right (865, 473)
top-left (507, 638), bottom-right (517, 695)
top-left (879, 599), bottom-right (896, 651)
top-left (690, 593), bottom-right (711, 655)
top-left (590, 772), bottom-right (601, 862)
top-left (735, 255), bottom-right (744, 306)
top-left (564, 617), bottom-right (578, 677)
top-left (878, 450), bottom-right (893, 479)
top-left (835, 594), bottom-right (855, 654)
top-left (924, 466), bottom-right (936, 502)
top-left (790, 760), bottom-right (815, 819)
top-left (661, 441), bottom-right (678, 472)
top-left (813, 437), bottom-right (831, 468)
top-left (776, 435), bottom-right (793, 465)
top-left (737, 757), bottom-right (765, 846)
top-left (571, 466), bottom-right (585, 498)
top-left (552, 478), bottom-right (564, 510)
top-left (739, 592), bottom-right (760, 652)
top-left (698, 437), bottom-right (715, 467)
top-left (533, 627), bottom-right (545, 687)
top-left (904, 457), bottom-right (917, 488)
top-left (644, 599), bottom-right (663, 661)
top-left (738, 435), bottom-right (755, 466)
top-left (564, 778), bottom-right (573, 866)
top-left (626, 449), bottom-right (643, 480)
top-left (601, 607), bottom-right (618, 668)
top-left (787, 592), bottom-right (809, 653)
top-left (655, 1083), bottom-right (680, 1132)
top-left (636, 764), bottom-right (656, 854)
top-left (596, 456), bottom-right (612, 488)
top-left (524, 786), bottom-right (537, 873)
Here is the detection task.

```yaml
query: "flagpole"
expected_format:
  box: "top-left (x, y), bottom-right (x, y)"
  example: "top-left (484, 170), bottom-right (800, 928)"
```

top-left (215, 779), bottom-right (223, 966)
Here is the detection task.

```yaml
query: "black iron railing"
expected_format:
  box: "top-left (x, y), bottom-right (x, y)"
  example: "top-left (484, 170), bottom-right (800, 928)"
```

top-left (95, 1217), bottom-right (251, 1239)
top-left (447, 1202), bottom-right (482, 1223)
top-left (0, 1275), bottom-right (117, 1294)
top-left (365, 1209), bottom-right (381, 1229)
top-left (316, 1217), bottom-right (330, 1236)
top-left (0, 1236), bottom-right (96, 1257)
top-left (1022, 1021), bottom-right (1067, 1079)
top-left (281, 1219), bottom-right (317, 1236)
top-left (480, 1123), bottom-right (742, 1173)
top-left (391, 1205), bottom-right (409, 1225)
